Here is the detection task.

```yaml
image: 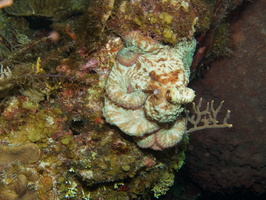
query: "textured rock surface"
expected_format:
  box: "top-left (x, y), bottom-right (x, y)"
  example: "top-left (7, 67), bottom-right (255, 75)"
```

top-left (4, 0), bottom-right (89, 19)
top-left (185, 0), bottom-right (266, 194)
top-left (0, 143), bottom-right (40, 165)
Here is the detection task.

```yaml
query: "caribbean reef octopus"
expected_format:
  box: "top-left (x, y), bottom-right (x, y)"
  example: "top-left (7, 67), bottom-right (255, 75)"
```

top-left (103, 31), bottom-right (196, 150)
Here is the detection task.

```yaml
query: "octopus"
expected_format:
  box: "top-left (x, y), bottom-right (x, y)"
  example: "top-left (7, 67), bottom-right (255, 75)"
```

top-left (103, 31), bottom-right (196, 150)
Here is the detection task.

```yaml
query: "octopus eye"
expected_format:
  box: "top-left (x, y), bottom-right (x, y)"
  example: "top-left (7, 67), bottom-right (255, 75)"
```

top-left (153, 89), bottom-right (160, 99)
top-left (166, 90), bottom-right (171, 102)
top-left (153, 89), bottom-right (159, 95)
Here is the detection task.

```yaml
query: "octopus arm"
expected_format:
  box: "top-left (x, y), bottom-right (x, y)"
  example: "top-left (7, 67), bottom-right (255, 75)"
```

top-left (105, 63), bottom-right (147, 109)
top-left (135, 133), bottom-right (156, 149)
top-left (155, 118), bottom-right (186, 149)
top-left (102, 98), bottom-right (160, 137)
top-left (167, 86), bottom-right (195, 105)
top-left (175, 38), bottom-right (196, 75)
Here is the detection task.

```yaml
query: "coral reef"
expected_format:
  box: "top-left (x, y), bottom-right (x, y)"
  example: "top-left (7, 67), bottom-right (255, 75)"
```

top-left (0, 57), bottom-right (61, 102)
top-left (0, 0), bottom-right (237, 199)
top-left (0, 143), bottom-right (40, 165)
top-left (4, 0), bottom-right (89, 20)
top-left (0, 35), bottom-right (189, 199)
top-left (107, 0), bottom-right (212, 45)
top-left (190, 0), bottom-right (245, 77)
top-left (103, 31), bottom-right (196, 150)
top-left (0, 65), bottom-right (13, 97)
top-left (0, 174), bottom-right (38, 200)
top-left (0, 96), bottom-right (188, 199)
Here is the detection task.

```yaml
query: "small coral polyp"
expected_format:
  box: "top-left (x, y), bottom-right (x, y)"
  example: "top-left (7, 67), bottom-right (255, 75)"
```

top-left (103, 31), bottom-right (196, 150)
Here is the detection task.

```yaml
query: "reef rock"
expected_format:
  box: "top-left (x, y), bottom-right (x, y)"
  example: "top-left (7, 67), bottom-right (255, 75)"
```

top-left (185, 0), bottom-right (266, 194)
top-left (0, 143), bottom-right (40, 165)
top-left (4, 0), bottom-right (89, 20)
top-left (103, 31), bottom-right (196, 150)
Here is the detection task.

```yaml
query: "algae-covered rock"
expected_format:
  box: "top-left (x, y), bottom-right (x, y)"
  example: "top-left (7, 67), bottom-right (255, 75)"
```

top-left (0, 174), bottom-right (38, 200)
top-left (0, 143), bottom-right (40, 165)
top-left (107, 0), bottom-right (212, 44)
top-left (70, 141), bottom-right (145, 186)
top-left (4, 0), bottom-right (90, 19)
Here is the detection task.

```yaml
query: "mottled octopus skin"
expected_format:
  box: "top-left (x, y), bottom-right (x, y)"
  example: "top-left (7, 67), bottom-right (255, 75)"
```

top-left (103, 31), bottom-right (196, 150)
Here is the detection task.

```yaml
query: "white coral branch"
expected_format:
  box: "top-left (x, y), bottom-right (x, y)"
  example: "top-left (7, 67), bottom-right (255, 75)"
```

top-left (185, 98), bottom-right (232, 134)
top-left (0, 65), bottom-right (12, 80)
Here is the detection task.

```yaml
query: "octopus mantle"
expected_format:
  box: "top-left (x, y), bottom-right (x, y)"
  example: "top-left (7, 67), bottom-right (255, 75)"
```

top-left (103, 31), bottom-right (196, 150)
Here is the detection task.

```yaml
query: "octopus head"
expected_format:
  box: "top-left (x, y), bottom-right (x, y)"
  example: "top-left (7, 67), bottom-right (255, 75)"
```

top-left (144, 87), bottom-right (189, 123)
top-left (144, 85), bottom-right (195, 124)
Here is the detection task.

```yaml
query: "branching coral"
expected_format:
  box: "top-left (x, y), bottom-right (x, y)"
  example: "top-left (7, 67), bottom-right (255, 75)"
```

top-left (185, 98), bottom-right (232, 134)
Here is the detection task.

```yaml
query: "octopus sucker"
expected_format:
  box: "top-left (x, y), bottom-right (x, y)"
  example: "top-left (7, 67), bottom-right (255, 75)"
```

top-left (103, 31), bottom-right (196, 150)
top-left (117, 47), bottom-right (140, 67)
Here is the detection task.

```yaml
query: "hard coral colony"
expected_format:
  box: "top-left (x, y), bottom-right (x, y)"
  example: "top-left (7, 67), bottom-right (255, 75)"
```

top-left (103, 31), bottom-right (196, 150)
